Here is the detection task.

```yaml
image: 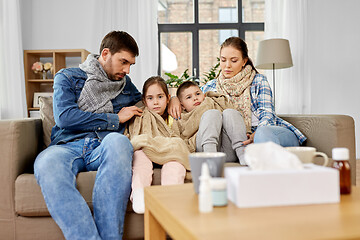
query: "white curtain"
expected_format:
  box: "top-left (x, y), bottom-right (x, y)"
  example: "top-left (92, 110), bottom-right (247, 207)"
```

top-left (90, 0), bottom-right (158, 90)
top-left (0, 0), bottom-right (27, 119)
top-left (265, 0), bottom-right (310, 114)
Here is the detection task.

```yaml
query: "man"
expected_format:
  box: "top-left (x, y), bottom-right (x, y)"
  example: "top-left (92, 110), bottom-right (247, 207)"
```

top-left (34, 31), bottom-right (143, 240)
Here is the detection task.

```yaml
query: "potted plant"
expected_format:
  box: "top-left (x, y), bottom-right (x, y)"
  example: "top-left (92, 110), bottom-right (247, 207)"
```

top-left (165, 69), bottom-right (193, 96)
top-left (165, 69), bottom-right (191, 87)
top-left (201, 58), bottom-right (220, 85)
top-left (164, 59), bottom-right (220, 96)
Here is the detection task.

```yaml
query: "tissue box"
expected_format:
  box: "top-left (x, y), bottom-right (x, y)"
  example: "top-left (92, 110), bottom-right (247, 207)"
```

top-left (225, 164), bottom-right (340, 208)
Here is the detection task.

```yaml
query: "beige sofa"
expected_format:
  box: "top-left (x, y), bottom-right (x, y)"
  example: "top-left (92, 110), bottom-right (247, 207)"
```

top-left (0, 114), bottom-right (356, 239)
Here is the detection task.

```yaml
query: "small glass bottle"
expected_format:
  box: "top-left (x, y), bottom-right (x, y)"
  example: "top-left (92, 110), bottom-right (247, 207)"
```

top-left (210, 178), bottom-right (228, 207)
top-left (332, 148), bottom-right (351, 194)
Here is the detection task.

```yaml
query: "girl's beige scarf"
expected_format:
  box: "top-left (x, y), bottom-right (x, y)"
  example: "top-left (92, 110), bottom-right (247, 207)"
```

top-left (126, 108), bottom-right (190, 170)
top-left (216, 65), bottom-right (256, 133)
top-left (171, 91), bottom-right (235, 153)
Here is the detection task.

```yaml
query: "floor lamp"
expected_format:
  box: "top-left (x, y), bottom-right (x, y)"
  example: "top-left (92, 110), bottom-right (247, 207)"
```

top-left (255, 39), bottom-right (293, 109)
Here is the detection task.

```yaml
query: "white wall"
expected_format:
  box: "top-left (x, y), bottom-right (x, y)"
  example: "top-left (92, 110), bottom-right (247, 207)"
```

top-left (307, 0), bottom-right (360, 158)
top-left (20, 0), bottom-right (359, 158)
top-left (20, 0), bottom-right (157, 90)
top-left (20, 0), bottom-right (96, 52)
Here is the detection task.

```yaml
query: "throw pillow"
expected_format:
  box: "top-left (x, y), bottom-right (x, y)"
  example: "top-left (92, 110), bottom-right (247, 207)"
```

top-left (39, 96), bottom-right (55, 148)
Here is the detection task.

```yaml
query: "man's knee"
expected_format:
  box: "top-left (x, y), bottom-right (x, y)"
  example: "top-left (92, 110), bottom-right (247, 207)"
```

top-left (102, 133), bottom-right (132, 150)
top-left (101, 133), bottom-right (133, 168)
top-left (34, 147), bottom-right (59, 175)
top-left (102, 132), bottom-right (125, 143)
top-left (34, 151), bottom-right (48, 180)
top-left (34, 146), bottom-right (70, 183)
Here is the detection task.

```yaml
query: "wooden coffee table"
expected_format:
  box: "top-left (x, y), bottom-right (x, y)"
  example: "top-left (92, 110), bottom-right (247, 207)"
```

top-left (144, 183), bottom-right (360, 240)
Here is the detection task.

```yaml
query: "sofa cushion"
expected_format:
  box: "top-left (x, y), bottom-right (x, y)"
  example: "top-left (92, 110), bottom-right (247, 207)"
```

top-left (39, 96), bottom-right (55, 148)
top-left (15, 172), bottom-right (96, 217)
top-left (15, 169), bottom-right (192, 217)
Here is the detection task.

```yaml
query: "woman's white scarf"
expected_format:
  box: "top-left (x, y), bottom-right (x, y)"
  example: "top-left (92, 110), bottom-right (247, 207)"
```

top-left (216, 65), bottom-right (256, 133)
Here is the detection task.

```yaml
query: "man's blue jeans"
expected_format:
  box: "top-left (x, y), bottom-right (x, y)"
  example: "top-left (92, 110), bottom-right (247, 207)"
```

top-left (254, 125), bottom-right (300, 146)
top-left (34, 133), bottom-right (133, 240)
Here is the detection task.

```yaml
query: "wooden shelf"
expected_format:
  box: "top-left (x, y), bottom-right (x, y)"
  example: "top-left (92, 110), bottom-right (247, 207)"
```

top-left (28, 79), bottom-right (54, 83)
top-left (24, 49), bottom-right (90, 117)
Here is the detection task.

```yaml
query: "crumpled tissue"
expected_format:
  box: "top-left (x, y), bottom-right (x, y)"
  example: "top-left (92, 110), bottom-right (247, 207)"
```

top-left (244, 142), bottom-right (304, 170)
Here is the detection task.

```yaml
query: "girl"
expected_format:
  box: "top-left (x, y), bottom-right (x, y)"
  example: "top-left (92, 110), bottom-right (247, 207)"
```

top-left (127, 76), bottom-right (189, 214)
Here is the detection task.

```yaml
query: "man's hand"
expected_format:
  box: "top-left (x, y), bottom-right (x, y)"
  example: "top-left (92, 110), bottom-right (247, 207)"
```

top-left (117, 106), bottom-right (143, 124)
top-left (242, 132), bottom-right (255, 146)
top-left (168, 96), bottom-right (182, 120)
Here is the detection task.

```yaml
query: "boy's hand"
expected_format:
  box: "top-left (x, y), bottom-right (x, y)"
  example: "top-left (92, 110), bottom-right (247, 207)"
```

top-left (242, 132), bottom-right (255, 146)
top-left (117, 106), bottom-right (143, 123)
top-left (168, 96), bottom-right (182, 120)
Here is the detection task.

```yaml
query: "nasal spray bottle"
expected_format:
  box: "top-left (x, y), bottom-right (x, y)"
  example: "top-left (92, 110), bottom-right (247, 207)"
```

top-left (198, 162), bottom-right (213, 213)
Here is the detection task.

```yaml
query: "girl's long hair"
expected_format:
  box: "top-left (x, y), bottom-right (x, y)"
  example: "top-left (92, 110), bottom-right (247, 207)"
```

top-left (142, 76), bottom-right (170, 120)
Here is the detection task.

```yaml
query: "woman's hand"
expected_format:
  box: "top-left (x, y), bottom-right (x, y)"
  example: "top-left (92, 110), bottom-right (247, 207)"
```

top-left (242, 132), bottom-right (255, 146)
top-left (168, 96), bottom-right (182, 120)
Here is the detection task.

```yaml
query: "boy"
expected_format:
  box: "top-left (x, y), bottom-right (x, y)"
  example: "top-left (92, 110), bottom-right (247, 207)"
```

top-left (172, 81), bottom-right (248, 164)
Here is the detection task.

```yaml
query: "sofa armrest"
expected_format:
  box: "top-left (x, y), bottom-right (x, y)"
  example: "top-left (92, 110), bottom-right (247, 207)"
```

top-left (0, 118), bottom-right (42, 219)
top-left (279, 114), bottom-right (356, 184)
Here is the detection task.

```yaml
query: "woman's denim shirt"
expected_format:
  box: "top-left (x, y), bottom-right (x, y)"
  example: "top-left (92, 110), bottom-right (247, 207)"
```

top-left (50, 67), bottom-right (142, 146)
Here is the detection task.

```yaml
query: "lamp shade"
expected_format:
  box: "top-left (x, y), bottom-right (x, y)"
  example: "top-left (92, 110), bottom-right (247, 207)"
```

top-left (255, 38), bottom-right (293, 69)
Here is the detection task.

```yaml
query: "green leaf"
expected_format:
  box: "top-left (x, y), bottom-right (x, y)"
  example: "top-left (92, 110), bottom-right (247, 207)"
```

top-left (201, 57), bottom-right (221, 84)
top-left (165, 72), bottom-right (179, 79)
top-left (181, 69), bottom-right (190, 79)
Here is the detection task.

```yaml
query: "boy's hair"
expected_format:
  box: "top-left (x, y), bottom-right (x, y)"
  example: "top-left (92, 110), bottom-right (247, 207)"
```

top-left (100, 31), bottom-right (139, 56)
top-left (176, 81), bottom-right (200, 98)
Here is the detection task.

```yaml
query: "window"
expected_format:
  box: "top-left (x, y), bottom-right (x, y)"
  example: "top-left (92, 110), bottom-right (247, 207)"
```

top-left (158, 0), bottom-right (264, 83)
top-left (219, 8), bottom-right (238, 44)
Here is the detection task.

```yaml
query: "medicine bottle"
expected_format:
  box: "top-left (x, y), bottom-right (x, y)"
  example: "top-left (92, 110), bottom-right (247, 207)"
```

top-left (198, 162), bottom-right (213, 213)
top-left (210, 178), bottom-right (228, 207)
top-left (332, 148), bottom-right (351, 194)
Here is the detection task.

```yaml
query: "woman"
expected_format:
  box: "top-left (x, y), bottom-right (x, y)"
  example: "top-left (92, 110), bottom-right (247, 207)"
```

top-left (169, 37), bottom-right (306, 149)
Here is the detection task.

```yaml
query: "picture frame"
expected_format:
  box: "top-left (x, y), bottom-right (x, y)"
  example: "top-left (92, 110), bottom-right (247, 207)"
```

top-left (33, 92), bottom-right (53, 108)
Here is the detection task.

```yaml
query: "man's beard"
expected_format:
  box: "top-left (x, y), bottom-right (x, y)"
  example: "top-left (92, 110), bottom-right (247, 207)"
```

top-left (104, 58), bottom-right (124, 81)
top-left (108, 72), bottom-right (124, 81)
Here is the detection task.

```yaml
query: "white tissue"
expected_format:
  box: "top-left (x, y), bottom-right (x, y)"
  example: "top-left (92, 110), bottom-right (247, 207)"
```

top-left (244, 142), bottom-right (304, 171)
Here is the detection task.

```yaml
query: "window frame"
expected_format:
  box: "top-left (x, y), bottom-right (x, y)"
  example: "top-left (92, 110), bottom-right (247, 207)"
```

top-left (158, 0), bottom-right (264, 78)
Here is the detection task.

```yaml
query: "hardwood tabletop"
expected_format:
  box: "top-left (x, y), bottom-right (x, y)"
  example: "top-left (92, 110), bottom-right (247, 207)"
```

top-left (144, 183), bottom-right (360, 240)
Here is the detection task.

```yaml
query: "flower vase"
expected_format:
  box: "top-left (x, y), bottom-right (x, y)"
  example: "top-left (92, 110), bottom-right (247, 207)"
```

top-left (42, 71), bottom-right (47, 79)
top-left (169, 87), bottom-right (177, 97)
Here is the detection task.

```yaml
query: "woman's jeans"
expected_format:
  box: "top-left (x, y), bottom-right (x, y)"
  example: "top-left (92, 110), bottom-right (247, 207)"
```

top-left (34, 133), bottom-right (133, 240)
top-left (254, 125), bottom-right (299, 147)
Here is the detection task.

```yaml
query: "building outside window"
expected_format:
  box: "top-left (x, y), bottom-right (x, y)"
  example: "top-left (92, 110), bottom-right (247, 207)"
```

top-left (219, 7), bottom-right (238, 44)
top-left (158, 0), bottom-right (265, 84)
